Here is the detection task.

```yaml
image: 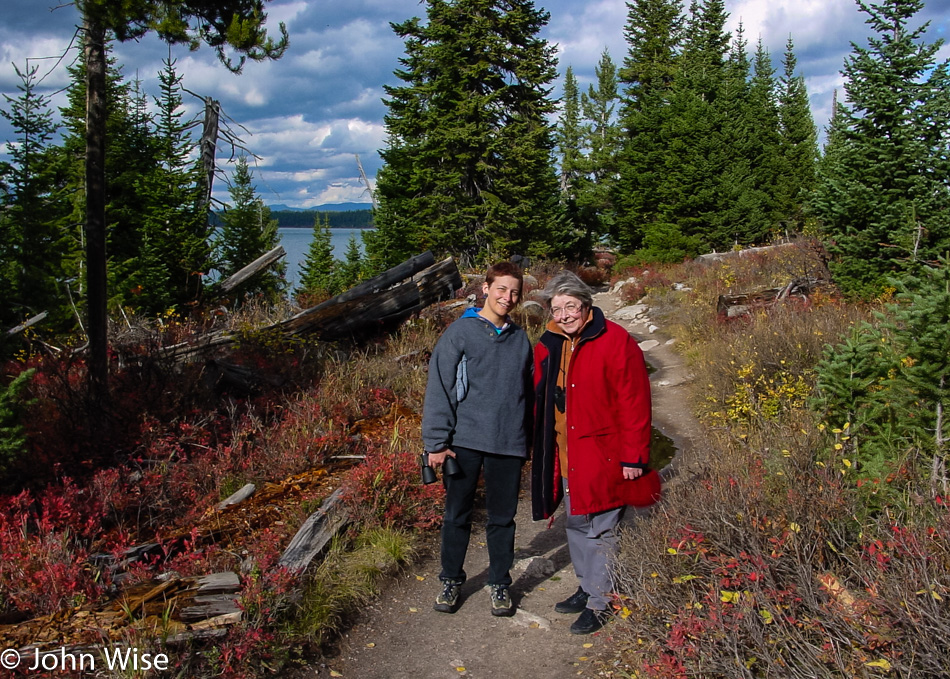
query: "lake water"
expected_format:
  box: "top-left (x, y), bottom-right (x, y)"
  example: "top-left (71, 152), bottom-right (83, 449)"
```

top-left (278, 227), bottom-right (371, 289)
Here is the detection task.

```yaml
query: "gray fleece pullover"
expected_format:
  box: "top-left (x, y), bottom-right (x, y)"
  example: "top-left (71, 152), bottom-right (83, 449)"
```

top-left (422, 307), bottom-right (533, 457)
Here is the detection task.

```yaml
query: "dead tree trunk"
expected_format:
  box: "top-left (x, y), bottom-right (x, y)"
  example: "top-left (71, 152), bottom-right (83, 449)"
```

top-left (278, 254), bottom-right (460, 340)
top-left (199, 97), bottom-right (221, 211)
top-left (161, 252), bottom-right (461, 361)
top-left (218, 245), bottom-right (286, 294)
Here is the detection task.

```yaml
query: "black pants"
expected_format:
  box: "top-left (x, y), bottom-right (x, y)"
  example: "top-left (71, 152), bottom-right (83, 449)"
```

top-left (439, 446), bottom-right (523, 587)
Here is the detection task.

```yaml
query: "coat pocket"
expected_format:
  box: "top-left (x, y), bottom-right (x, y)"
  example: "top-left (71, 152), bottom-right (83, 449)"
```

top-left (584, 431), bottom-right (620, 469)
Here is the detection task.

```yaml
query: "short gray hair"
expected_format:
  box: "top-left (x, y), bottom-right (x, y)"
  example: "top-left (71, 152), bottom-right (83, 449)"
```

top-left (539, 270), bottom-right (593, 309)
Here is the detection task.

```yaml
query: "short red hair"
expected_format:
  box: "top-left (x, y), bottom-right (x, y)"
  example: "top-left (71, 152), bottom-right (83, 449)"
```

top-left (485, 261), bottom-right (524, 289)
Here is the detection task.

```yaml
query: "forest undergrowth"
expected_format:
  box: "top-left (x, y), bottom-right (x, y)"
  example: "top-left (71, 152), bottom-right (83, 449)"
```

top-left (2, 245), bottom-right (948, 677)
top-left (0, 290), bottom-right (471, 676)
top-left (605, 241), bottom-right (950, 678)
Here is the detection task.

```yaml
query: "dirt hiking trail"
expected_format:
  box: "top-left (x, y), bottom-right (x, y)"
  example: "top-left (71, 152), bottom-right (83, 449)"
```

top-left (302, 287), bottom-right (701, 679)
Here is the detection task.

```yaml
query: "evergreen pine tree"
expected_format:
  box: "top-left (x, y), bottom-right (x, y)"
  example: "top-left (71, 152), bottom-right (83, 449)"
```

top-left (775, 36), bottom-right (818, 231)
top-left (369, 0), bottom-right (561, 269)
top-left (810, 0), bottom-right (950, 296)
top-left (215, 157), bottom-right (286, 301)
top-left (0, 369), bottom-right (34, 479)
top-left (579, 49), bottom-right (622, 245)
top-left (334, 234), bottom-right (364, 292)
top-left (0, 63), bottom-right (69, 329)
top-left (710, 23), bottom-right (753, 247)
top-left (557, 66), bottom-right (584, 197)
top-left (814, 256), bottom-right (950, 482)
top-left (132, 58), bottom-right (211, 314)
top-left (57, 45), bottom-right (159, 305)
top-left (297, 214), bottom-right (337, 301)
top-left (653, 0), bottom-right (731, 254)
top-left (714, 35), bottom-right (782, 246)
top-left (553, 66), bottom-right (588, 256)
top-left (882, 256), bottom-right (950, 465)
top-left (614, 0), bottom-right (685, 256)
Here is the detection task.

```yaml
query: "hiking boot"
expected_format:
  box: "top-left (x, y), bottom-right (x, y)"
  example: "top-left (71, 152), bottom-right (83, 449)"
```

top-left (489, 584), bottom-right (515, 617)
top-left (434, 580), bottom-right (462, 613)
top-left (570, 608), bottom-right (610, 635)
top-left (555, 587), bottom-right (589, 614)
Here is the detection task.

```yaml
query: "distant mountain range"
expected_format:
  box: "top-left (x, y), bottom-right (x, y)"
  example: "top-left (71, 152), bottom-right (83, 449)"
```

top-left (268, 202), bottom-right (373, 212)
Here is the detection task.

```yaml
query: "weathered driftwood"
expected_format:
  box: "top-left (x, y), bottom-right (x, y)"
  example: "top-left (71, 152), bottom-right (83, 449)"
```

top-left (160, 330), bottom-right (235, 363)
top-left (278, 255), bottom-right (461, 340)
top-left (160, 252), bottom-right (460, 363)
top-left (180, 594), bottom-right (241, 622)
top-left (216, 483), bottom-right (256, 510)
top-left (414, 256), bottom-right (465, 307)
top-left (336, 250), bottom-right (435, 302)
top-left (218, 244), bottom-right (286, 293)
top-left (279, 487), bottom-right (350, 573)
top-left (5, 311), bottom-right (48, 336)
top-left (0, 570), bottom-right (245, 654)
top-left (717, 276), bottom-right (825, 318)
top-left (190, 572), bottom-right (241, 595)
top-left (696, 242), bottom-right (798, 265)
top-left (120, 579), bottom-right (179, 619)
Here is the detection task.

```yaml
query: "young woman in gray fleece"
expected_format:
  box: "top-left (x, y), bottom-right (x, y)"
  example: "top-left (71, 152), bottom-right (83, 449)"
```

top-left (422, 260), bottom-right (533, 618)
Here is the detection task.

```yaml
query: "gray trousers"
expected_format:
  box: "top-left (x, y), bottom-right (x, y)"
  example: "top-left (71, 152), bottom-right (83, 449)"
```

top-left (563, 479), bottom-right (625, 612)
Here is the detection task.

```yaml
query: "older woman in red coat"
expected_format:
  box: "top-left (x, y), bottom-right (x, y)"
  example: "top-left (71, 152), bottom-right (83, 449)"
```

top-left (531, 271), bottom-right (661, 634)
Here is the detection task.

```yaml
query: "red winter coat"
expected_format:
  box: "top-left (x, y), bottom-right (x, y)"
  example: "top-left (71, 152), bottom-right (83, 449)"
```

top-left (531, 306), bottom-right (661, 519)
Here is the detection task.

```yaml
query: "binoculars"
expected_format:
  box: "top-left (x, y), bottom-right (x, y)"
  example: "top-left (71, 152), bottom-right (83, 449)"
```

top-left (421, 452), bottom-right (462, 484)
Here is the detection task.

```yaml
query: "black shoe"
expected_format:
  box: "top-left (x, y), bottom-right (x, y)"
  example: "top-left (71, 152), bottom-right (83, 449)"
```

top-left (434, 580), bottom-right (462, 613)
top-left (489, 584), bottom-right (515, 617)
top-left (570, 608), bottom-right (610, 635)
top-left (555, 587), bottom-right (589, 614)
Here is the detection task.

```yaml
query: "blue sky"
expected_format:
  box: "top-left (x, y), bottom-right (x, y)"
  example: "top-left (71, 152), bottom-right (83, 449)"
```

top-left (1, 0), bottom-right (948, 209)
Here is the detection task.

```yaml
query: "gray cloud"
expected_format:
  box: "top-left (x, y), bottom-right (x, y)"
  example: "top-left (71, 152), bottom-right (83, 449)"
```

top-left (2, 0), bottom-right (948, 208)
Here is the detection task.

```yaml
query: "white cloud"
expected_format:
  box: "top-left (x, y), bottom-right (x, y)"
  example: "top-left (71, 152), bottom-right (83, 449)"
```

top-left (0, 36), bottom-right (76, 89)
top-left (269, 1), bottom-right (310, 28)
top-left (546, 0), bottom-right (628, 87)
top-left (310, 181), bottom-right (371, 206)
top-left (2, 0), bottom-right (949, 208)
top-left (726, 0), bottom-right (859, 52)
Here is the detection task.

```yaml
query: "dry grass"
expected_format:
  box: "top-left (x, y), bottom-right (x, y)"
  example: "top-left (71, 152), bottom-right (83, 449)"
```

top-left (604, 244), bottom-right (950, 679)
top-left (286, 526), bottom-right (418, 647)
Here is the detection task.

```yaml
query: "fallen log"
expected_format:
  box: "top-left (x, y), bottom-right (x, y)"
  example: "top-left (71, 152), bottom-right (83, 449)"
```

top-left (217, 483), bottom-right (256, 510)
top-left (696, 242), bottom-right (798, 265)
top-left (159, 252), bottom-right (460, 362)
top-left (218, 245), bottom-right (286, 293)
top-left (716, 276), bottom-right (825, 318)
top-left (180, 594), bottom-right (241, 622)
top-left (279, 278), bottom-right (422, 338)
top-left (4, 311), bottom-right (48, 336)
top-left (279, 488), bottom-right (350, 573)
top-left (335, 250), bottom-right (435, 303)
top-left (279, 256), bottom-right (461, 340)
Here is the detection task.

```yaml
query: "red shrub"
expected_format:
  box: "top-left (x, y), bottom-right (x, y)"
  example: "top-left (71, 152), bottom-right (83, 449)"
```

top-left (0, 486), bottom-right (106, 616)
top-left (341, 446), bottom-right (444, 530)
top-left (620, 267), bottom-right (673, 303)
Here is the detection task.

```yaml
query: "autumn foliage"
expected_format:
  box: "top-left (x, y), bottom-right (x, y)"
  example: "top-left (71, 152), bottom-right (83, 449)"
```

top-left (608, 242), bottom-right (950, 678)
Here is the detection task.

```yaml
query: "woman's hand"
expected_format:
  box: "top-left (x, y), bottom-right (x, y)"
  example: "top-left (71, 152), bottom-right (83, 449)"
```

top-left (622, 466), bottom-right (644, 481)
